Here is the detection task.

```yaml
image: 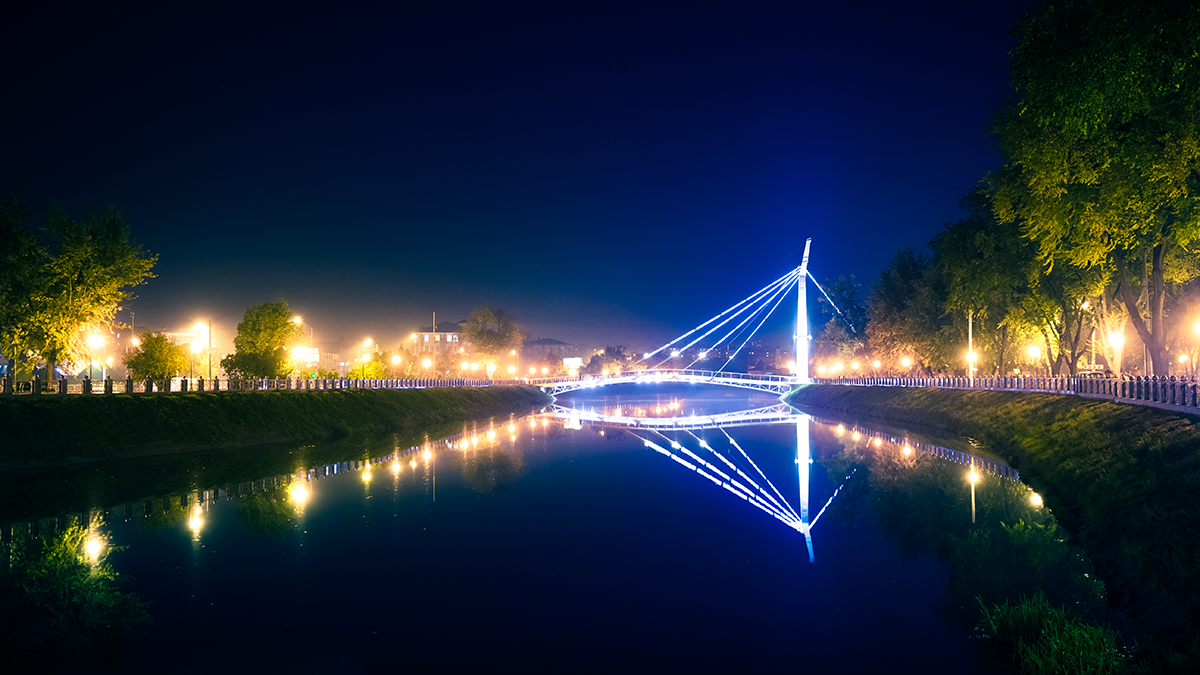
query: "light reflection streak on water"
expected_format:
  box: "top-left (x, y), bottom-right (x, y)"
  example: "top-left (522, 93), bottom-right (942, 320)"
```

top-left (2, 408), bottom-right (1021, 572)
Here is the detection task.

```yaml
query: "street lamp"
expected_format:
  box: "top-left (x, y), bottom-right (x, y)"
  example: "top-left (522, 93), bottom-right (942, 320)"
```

top-left (194, 321), bottom-right (212, 379)
top-left (391, 354), bottom-right (401, 377)
top-left (422, 358), bottom-right (432, 380)
top-left (1026, 345), bottom-right (1041, 376)
top-left (189, 341), bottom-right (201, 378)
top-left (86, 334), bottom-right (105, 383)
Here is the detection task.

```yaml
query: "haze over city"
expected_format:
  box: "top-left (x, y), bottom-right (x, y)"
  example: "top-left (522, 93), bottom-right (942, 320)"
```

top-left (4, 1), bottom-right (1033, 352)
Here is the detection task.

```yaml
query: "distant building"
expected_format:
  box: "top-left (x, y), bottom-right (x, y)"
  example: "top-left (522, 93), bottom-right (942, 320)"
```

top-left (414, 320), bottom-right (464, 354)
top-left (524, 337), bottom-right (571, 360)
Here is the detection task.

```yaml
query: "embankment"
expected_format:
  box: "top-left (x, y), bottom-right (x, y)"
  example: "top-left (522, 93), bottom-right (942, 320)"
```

top-left (786, 383), bottom-right (1200, 647)
top-left (0, 386), bottom-right (551, 467)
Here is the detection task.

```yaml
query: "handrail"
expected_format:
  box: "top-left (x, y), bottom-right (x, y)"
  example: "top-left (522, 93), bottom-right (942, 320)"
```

top-left (809, 374), bottom-right (1200, 412)
top-left (0, 374), bottom-right (523, 397)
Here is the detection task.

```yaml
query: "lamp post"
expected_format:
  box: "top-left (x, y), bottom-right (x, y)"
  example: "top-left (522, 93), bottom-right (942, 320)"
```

top-left (1027, 345), bottom-right (1041, 377)
top-left (189, 341), bottom-right (200, 379)
top-left (86, 334), bottom-right (105, 383)
top-left (391, 354), bottom-right (401, 378)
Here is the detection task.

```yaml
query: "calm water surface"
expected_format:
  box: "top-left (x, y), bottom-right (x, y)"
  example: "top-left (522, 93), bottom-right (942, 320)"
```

top-left (13, 384), bottom-right (1095, 671)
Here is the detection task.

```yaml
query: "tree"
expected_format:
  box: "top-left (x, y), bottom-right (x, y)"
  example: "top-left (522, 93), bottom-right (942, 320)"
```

top-left (992, 0), bottom-right (1200, 375)
top-left (0, 199), bottom-right (156, 380)
top-left (867, 249), bottom-right (954, 375)
top-left (220, 299), bottom-right (304, 378)
top-left (0, 520), bottom-right (153, 667)
top-left (0, 188), bottom-right (43, 377)
top-left (461, 306), bottom-right (524, 365)
top-left (813, 276), bottom-right (868, 366)
top-left (123, 331), bottom-right (189, 379)
top-left (583, 345), bottom-right (628, 375)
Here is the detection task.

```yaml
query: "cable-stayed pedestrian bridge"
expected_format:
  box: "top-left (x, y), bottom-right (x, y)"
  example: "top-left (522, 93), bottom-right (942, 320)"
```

top-left (526, 239), bottom-right (856, 397)
top-left (530, 369), bottom-right (797, 397)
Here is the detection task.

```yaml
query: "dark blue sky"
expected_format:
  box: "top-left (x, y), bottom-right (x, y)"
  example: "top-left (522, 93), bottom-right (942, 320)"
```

top-left (3, 1), bottom-right (1033, 353)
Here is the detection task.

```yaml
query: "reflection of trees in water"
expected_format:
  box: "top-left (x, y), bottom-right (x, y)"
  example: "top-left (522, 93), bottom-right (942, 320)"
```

top-left (139, 496), bottom-right (191, 532)
top-left (457, 447), bottom-right (524, 494)
top-left (0, 520), bottom-right (153, 668)
top-left (821, 442), bottom-right (1106, 627)
top-left (234, 492), bottom-right (299, 539)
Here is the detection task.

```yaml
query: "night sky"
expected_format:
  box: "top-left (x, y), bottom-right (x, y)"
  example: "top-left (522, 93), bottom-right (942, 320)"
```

top-left (3, 1), bottom-right (1034, 354)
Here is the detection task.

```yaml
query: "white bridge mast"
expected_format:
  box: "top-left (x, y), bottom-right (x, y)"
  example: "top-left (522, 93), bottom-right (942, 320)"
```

top-left (796, 238), bottom-right (811, 384)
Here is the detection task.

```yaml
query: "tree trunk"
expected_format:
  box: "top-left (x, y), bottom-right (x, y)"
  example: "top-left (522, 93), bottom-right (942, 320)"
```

top-left (1114, 246), bottom-right (1170, 376)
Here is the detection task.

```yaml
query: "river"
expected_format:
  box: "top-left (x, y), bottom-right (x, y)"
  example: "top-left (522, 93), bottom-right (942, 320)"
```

top-left (2, 384), bottom-right (1103, 671)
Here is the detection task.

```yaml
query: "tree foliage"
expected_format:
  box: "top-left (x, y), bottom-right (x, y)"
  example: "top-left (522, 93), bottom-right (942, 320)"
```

top-left (0, 193), bottom-right (156, 379)
top-left (0, 520), bottom-right (152, 667)
top-left (461, 305), bottom-right (524, 363)
top-left (992, 0), bottom-right (1200, 375)
top-left (220, 299), bottom-right (303, 378)
top-left (123, 331), bottom-right (189, 379)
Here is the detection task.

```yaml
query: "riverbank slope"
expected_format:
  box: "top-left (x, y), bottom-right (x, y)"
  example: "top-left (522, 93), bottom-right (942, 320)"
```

top-left (786, 383), bottom-right (1200, 650)
top-left (0, 386), bottom-right (551, 468)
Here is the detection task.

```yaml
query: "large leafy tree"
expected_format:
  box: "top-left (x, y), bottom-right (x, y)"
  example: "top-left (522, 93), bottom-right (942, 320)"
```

top-left (123, 331), bottom-right (189, 380)
top-left (220, 299), bottom-right (304, 378)
top-left (867, 249), bottom-right (954, 375)
top-left (812, 276), bottom-right (868, 365)
top-left (992, 0), bottom-right (1200, 375)
top-left (0, 189), bottom-right (43, 374)
top-left (461, 306), bottom-right (524, 365)
top-left (4, 200), bottom-right (157, 380)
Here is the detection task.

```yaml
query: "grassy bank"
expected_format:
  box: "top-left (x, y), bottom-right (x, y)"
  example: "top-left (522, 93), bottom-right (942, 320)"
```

top-left (786, 384), bottom-right (1200, 656)
top-left (0, 386), bottom-right (551, 466)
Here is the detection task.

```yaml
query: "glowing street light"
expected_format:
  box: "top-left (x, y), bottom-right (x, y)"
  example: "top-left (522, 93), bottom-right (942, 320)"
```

top-left (1030, 492), bottom-right (1043, 507)
top-left (900, 356), bottom-right (912, 368)
top-left (86, 333), bottom-right (104, 382)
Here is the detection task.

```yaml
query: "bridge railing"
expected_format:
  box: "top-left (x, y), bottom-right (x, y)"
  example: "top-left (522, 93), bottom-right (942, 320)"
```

top-left (528, 368), bottom-right (796, 387)
top-left (0, 374), bottom-right (522, 397)
top-left (812, 375), bottom-right (1200, 412)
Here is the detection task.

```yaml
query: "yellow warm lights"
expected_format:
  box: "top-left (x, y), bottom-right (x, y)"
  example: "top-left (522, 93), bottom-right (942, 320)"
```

top-left (85, 537), bottom-right (104, 561)
top-left (968, 468), bottom-right (980, 485)
top-left (289, 482), bottom-right (310, 504)
top-left (1026, 345), bottom-right (1041, 360)
top-left (1030, 492), bottom-right (1043, 507)
top-left (362, 469), bottom-right (372, 483)
top-left (900, 357), bottom-right (912, 368)
top-left (188, 508), bottom-right (204, 532)
top-left (422, 358), bottom-right (433, 368)
top-left (871, 360), bottom-right (881, 368)
top-left (423, 449), bottom-right (432, 461)
top-left (872, 437), bottom-right (882, 448)
top-left (902, 445), bottom-right (913, 456)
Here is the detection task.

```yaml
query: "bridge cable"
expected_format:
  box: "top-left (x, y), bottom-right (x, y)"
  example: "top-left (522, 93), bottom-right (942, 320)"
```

top-left (662, 269), bottom-right (798, 371)
top-left (714, 272), bottom-right (797, 373)
top-left (638, 266), bottom-right (801, 365)
top-left (685, 429), bottom-right (797, 519)
top-left (632, 433), bottom-right (800, 528)
top-left (721, 428), bottom-right (802, 521)
top-left (675, 268), bottom-right (802, 371)
top-left (807, 270), bottom-right (857, 335)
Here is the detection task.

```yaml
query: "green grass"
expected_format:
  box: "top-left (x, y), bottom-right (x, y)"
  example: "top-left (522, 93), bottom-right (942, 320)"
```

top-left (977, 593), bottom-right (1126, 674)
top-left (787, 384), bottom-right (1200, 656)
top-left (0, 386), bottom-right (551, 463)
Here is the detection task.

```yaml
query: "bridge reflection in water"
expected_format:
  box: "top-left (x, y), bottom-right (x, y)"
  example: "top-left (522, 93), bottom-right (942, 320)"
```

top-left (548, 404), bottom-right (1020, 564)
top-left (2, 408), bottom-right (1020, 572)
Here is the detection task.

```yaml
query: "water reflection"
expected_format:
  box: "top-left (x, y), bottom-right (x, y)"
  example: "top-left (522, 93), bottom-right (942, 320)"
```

top-left (813, 416), bottom-right (1106, 626)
